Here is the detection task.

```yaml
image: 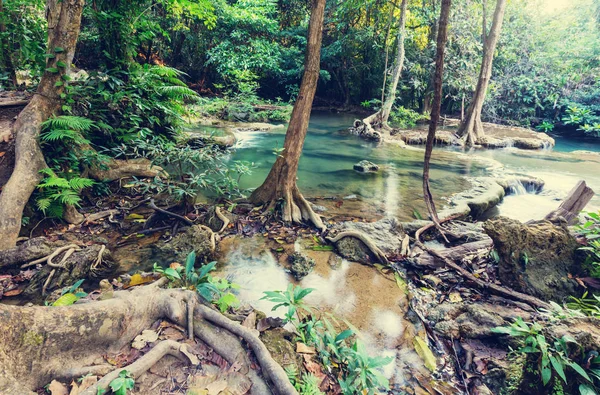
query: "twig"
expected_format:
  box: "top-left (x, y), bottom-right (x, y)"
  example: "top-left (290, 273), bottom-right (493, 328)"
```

top-left (149, 199), bottom-right (193, 226)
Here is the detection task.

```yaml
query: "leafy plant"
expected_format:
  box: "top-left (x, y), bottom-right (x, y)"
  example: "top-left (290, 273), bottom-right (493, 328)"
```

top-left (576, 211), bottom-right (600, 278)
top-left (536, 120), bottom-right (555, 133)
top-left (153, 251), bottom-right (239, 311)
top-left (35, 168), bottom-right (95, 218)
top-left (262, 285), bottom-right (392, 394)
top-left (51, 279), bottom-right (88, 306)
top-left (567, 292), bottom-right (600, 318)
top-left (492, 318), bottom-right (596, 392)
top-left (108, 370), bottom-right (135, 395)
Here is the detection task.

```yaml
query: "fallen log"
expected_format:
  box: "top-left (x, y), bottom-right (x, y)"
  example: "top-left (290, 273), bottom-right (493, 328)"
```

top-left (411, 238), bottom-right (493, 268)
top-left (544, 180), bottom-right (595, 224)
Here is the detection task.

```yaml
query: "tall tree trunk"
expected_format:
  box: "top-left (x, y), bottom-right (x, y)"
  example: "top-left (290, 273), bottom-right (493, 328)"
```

top-left (422, 0), bottom-right (451, 227)
top-left (380, 0), bottom-right (398, 104)
top-left (0, 0), bottom-right (85, 251)
top-left (457, 0), bottom-right (507, 146)
top-left (363, 0), bottom-right (408, 133)
top-left (421, 7), bottom-right (438, 116)
top-left (0, 0), bottom-right (18, 88)
top-left (249, 0), bottom-right (326, 231)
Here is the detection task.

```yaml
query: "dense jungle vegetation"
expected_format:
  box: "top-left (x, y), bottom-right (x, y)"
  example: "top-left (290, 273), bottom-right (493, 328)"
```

top-left (2, 0), bottom-right (600, 395)
top-left (2, 0), bottom-right (600, 135)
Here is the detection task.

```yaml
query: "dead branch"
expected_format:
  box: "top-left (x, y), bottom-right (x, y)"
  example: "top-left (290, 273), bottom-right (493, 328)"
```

top-left (414, 216), bottom-right (550, 309)
top-left (544, 180), bottom-right (594, 224)
top-left (149, 199), bottom-right (194, 226)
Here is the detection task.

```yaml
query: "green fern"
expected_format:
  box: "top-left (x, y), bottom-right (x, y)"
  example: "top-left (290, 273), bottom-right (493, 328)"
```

top-left (35, 170), bottom-right (95, 217)
top-left (42, 116), bottom-right (94, 131)
top-left (156, 85), bottom-right (198, 100)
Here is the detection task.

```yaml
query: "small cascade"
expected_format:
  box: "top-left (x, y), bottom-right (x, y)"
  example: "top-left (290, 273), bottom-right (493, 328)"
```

top-left (541, 140), bottom-right (553, 151)
top-left (506, 179), bottom-right (528, 195)
top-left (503, 139), bottom-right (515, 148)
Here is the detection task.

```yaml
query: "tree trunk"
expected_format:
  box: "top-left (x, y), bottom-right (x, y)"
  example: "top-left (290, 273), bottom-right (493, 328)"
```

top-left (0, 0), bottom-right (85, 251)
top-left (457, 0), bottom-right (507, 146)
top-left (249, 0), bottom-right (326, 231)
top-left (363, 0), bottom-right (408, 132)
top-left (422, 0), bottom-right (451, 225)
top-left (380, 0), bottom-right (398, 104)
top-left (0, 0), bottom-right (18, 88)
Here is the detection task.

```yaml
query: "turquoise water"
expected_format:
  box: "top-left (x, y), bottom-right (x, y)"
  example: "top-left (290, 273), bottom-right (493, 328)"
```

top-left (550, 132), bottom-right (600, 153)
top-left (191, 113), bottom-right (600, 222)
top-left (228, 112), bottom-right (489, 220)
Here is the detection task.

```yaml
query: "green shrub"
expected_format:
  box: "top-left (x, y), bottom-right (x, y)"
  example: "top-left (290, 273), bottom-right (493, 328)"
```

top-left (389, 106), bottom-right (427, 128)
top-left (262, 285), bottom-right (392, 394)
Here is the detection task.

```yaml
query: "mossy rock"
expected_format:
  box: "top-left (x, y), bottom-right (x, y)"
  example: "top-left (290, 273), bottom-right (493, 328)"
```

top-left (484, 217), bottom-right (580, 301)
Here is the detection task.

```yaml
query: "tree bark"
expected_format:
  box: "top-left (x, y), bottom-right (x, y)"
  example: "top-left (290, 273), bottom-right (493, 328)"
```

top-left (457, 0), bottom-right (507, 146)
top-left (0, 283), bottom-right (295, 395)
top-left (0, 0), bottom-right (85, 251)
top-left (249, 0), bottom-right (326, 231)
top-left (544, 180), bottom-right (595, 225)
top-left (363, 0), bottom-right (408, 133)
top-left (422, 0), bottom-right (451, 226)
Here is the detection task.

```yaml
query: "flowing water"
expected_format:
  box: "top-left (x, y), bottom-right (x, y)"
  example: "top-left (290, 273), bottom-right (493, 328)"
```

top-left (189, 113), bottom-right (600, 387)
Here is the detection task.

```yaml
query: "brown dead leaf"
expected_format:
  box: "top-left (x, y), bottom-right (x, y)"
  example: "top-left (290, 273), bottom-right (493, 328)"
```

top-left (2, 288), bottom-right (23, 297)
top-left (241, 311), bottom-right (256, 330)
top-left (296, 342), bottom-right (316, 354)
top-left (48, 380), bottom-right (68, 395)
top-left (188, 365), bottom-right (251, 395)
top-left (180, 343), bottom-right (200, 365)
top-left (161, 326), bottom-right (186, 341)
top-left (69, 375), bottom-right (97, 395)
top-left (302, 354), bottom-right (326, 385)
top-left (170, 262), bottom-right (182, 269)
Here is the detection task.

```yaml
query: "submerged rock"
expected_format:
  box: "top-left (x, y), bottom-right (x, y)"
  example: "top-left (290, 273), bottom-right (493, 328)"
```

top-left (353, 160), bottom-right (380, 173)
top-left (332, 217), bottom-right (405, 264)
top-left (483, 217), bottom-right (580, 301)
top-left (153, 225), bottom-right (214, 265)
top-left (288, 252), bottom-right (315, 280)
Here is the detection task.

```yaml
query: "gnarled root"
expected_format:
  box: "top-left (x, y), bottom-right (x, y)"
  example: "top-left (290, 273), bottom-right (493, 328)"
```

top-left (253, 185), bottom-right (326, 232)
top-left (0, 282), bottom-right (296, 395)
top-left (326, 231), bottom-right (389, 265)
top-left (215, 206), bottom-right (230, 233)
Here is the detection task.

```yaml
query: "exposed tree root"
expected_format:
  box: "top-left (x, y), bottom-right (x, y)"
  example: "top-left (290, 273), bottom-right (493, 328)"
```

top-left (83, 209), bottom-right (120, 225)
top-left (21, 243), bottom-right (81, 269)
top-left (327, 231), bottom-right (389, 265)
top-left (215, 206), bottom-right (230, 233)
top-left (0, 282), bottom-right (296, 395)
top-left (149, 198), bottom-right (194, 226)
top-left (87, 158), bottom-right (164, 182)
top-left (81, 340), bottom-right (195, 395)
top-left (414, 216), bottom-right (550, 309)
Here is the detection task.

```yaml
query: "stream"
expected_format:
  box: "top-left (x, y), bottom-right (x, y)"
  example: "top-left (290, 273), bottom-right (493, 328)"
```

top-left (190, 112), bottom-right (600, 389)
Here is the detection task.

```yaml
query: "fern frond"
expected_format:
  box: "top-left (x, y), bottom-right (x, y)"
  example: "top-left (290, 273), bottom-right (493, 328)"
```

top-left (49, 189), bottom-right (81, 206)
top-left (149, 65), bottom-right (186, 79)
top-left (38, 176), bottom-right (71, 189)
top-left (68, 177), bottom-right (95, 191)
top-left (156, 85), bottom-right (198, 100)
top-left (42, 116), bottom-right (94, 132)
top-left (46, 202), bottom-right (64, 219)
top-left (36, 198), bottom-right (51, 213)
top-left (41, 129), bottom-right (89, 144)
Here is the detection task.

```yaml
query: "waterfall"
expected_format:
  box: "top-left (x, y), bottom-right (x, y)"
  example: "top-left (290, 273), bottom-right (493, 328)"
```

top-left (506, 179), bottom-right (528, 195)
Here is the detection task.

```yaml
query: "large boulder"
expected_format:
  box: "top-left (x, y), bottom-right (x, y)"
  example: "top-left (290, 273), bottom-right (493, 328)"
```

top-left (152, 225), bottom-right (214, 265)
top-left (332, 217), bottom-right (404, 264)
top-left (483, 217), bottom-right (580, 301)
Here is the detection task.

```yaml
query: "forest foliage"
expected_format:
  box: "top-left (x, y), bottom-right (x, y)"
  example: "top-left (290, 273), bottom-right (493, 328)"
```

top-left (2, 0), bottom-right (600, 135)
